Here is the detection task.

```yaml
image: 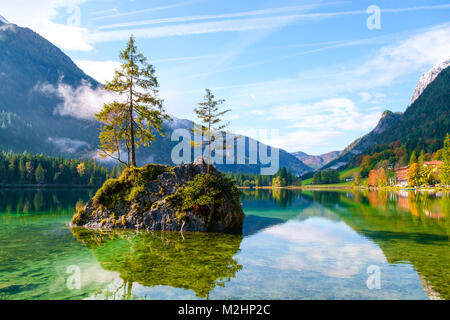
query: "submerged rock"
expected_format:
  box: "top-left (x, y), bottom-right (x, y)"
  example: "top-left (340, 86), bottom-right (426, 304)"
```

top-left (70, 162), bottom-right (244, 233)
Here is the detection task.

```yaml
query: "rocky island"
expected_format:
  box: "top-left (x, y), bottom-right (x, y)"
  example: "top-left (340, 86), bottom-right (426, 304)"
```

top-left (70, 160), bottom-right (245, 233)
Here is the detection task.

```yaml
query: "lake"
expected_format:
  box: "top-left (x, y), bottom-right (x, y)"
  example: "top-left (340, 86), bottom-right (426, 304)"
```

top-left (0, 188), bottom-right (448, 300)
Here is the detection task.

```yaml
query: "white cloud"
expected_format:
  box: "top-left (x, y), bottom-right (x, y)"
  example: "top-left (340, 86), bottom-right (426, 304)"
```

top-left (1, 0), bottom-right (92, 51)
top-left (218, 22), bottom-right (450, 115)
top-left (264, 129), bottom-right (342, 152)
top-left (272, 98), bottom-right (381, 131)
top-left (91, 0), bottom-right (198, 21)
top-left (38, 80), bottom-right (118, 120)
top-left (351, 22), bottom-right (450, 88)
top-left (47, 136), bottom-right (90, 153)
top-left (88, 15), bottom-right (302, 43)
top-left (75, 60), bottom-right (121, 84)
top-left (97, 4), bottom-right (319, 30)
top-left (88, 4), bottom-right (450, 43)
top-left (254, 219), bottom-right (386, 278)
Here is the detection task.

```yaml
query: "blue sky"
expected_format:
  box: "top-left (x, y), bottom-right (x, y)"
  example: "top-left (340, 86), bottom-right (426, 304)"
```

top-left (2, 0), bottom-right (450, 154)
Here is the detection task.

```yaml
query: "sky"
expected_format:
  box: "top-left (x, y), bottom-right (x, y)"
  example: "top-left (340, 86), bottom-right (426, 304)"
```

top-left (1, 0), bottom-right (450, 155)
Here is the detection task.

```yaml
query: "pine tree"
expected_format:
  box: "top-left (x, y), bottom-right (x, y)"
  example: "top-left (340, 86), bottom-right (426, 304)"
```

top-left (352, 171), bottom-right (361, 186)
top-left (377, 167), bottom-right (387, 187)
top-left (35, 164), bottom-right (46, 184)
top-left (193, 89), bottom-right (230, 172)
top-left (418, 150), bottom-right (425, 166)
top-left (95, 36), bottom-right (170, 167)
top-left (408, 163), bottom-right (420, 186)
top-left (439, 133), bottom-right (450, 185)
top-left (409, 151), bottom-right (417, 165)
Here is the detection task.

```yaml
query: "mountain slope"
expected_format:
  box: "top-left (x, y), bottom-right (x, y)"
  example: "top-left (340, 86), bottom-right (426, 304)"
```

top-left (326, 61), bottom-right (450, 170)
top-left (0, 18), bottom-right (100, 155)
top-left (0, 18), bottom-right (311, 175)
top-left (325, 110), bottom-right (402, 169)
top-left (376, 64), bottom-right (450, 149)
top-left (411, 58), bottom-right (450, 105)
top-left (292, 150), bottom-right (340, 170)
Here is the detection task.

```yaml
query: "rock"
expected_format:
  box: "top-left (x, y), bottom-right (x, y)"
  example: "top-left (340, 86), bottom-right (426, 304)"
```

top-left (70, 163), bottom-right (245, 233)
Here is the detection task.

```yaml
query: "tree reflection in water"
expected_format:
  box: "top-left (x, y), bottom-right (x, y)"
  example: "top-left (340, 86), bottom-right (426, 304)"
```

top-left (71, 228), bottom-right (243, 299)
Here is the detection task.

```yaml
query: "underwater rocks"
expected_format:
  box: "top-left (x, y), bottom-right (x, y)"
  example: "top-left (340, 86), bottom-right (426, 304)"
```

top-left (70, 161), bottom-right (245, 233)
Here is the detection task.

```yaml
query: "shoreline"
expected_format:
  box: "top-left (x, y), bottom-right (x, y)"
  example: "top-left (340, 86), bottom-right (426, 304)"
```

top-left (0, 184), bottom-right (101, 189)
top-left (238, 185), bottom-right (450, 192)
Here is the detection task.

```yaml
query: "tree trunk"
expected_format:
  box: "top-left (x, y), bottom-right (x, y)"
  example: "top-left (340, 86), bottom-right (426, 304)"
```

top-left (129, 75), bottom-right (136, 167)
top-left (207, 105), bottom-right (211, 173)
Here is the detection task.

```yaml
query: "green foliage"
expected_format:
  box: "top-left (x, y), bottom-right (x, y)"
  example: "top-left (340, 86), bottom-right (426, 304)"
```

top-left (439, 164), bottom-right (450, 185)
top-left (95, 36), bottom-right (170, 166)
top-left (34, 164), bottom-right (46, 184)
top-left (311, 169), bottom-right (340, 185)
top-left (439, 134), bottom-right (450, 185)
top-left (168, 172), bottom-right (241, 217)
top-left (193, 89), bottom-right (231, 170)
top-left (272, 176), bottom-right (282, 188)
top-left (408, 163), bottom-right (421, 187)
top-left (376, 66), bottom-right (450, 151)
top-left (93, 164), bottom-right (165, 209)
top-left (409, 151), bottom-right (417, 165)
top-left (225, 167), bottom-right (301, 187)
top-left (71, 201), bottom-right (88, 225)
top-left (352, 171), bottom-right (361, 186)
top-left (0, 151), bottom-right (115, 185)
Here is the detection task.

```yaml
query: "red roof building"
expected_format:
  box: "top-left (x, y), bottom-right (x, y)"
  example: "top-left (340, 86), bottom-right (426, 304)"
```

top-left (395, 161), bottom-right (444, 186)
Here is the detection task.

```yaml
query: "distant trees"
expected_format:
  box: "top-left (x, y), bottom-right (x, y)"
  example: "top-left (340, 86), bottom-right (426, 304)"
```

top-left (352, 171), bottom-right (361, 186)
top-left (225, 167), bottom-right (300, 187)
top-left (439, 133), bottom-right (450, 185)
top-left (0, 152), bottom-right (118, 186)
top-left (368, 170), bottom-right (378, 187)
top-left (377, 167), bottom-right (387, 187)
top-left (409, 151), bottom-right (417, 165)
top-left (35, 164), bottom-right (46, 184)
top-left (95, 36), bottom-right (170, 167)
top-left (312, 169), bottom-right (340, 185)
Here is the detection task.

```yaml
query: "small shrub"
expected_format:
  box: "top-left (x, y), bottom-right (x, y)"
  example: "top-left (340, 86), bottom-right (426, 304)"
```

top-left (93, 164), bottom-right (167, 210)
top-left (71, 201), bottom-right (87, 225)
top-left (168, 172), bottom-right (241, 218)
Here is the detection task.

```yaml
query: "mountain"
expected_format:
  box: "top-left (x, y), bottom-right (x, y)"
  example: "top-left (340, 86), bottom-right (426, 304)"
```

top-left (325, 110), bottom-right (402, 169)
top-left (292, 150), bottom-right (340, 171)
top-left (0, 15), bottom-right (8, 24)
top-left (0, 15), bottom-right (100, 155)
top-left (411, 58), bottom-right (450, 105)
top-left (325, 60), bottom-right (450, 170)
top-left (0, 17), bottom-right (311, 175)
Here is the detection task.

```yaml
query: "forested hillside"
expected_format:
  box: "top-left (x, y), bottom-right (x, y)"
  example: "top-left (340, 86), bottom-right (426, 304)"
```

top-left (0, 152), bottom-right (118, 186)
top-left (326, 64), bottom-right (450, 172)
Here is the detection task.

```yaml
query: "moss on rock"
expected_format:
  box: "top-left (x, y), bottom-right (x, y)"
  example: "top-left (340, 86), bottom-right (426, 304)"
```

top-left (93, 164), bottom-right (165, 210)
top-left (70, 163), bottom-right (245, 233)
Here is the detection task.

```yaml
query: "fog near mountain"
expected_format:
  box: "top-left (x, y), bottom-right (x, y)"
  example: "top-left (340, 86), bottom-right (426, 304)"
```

top-left (0, 17), bottom-right (311, 175)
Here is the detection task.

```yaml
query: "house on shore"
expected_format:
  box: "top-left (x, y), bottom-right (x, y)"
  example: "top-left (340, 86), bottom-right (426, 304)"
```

top-left (396, 166), bottom-right (409, 186)
top-left (395, 161), bottom-right (444, 186)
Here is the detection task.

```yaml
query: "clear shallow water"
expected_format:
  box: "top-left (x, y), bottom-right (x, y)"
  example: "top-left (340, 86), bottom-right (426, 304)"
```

top-left (0, 189), bottom-right (448, 300)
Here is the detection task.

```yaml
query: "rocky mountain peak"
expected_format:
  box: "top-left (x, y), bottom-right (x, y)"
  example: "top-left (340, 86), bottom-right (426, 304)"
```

top-left (411, 58), bottom-right (450, 105)
top-left (0, 14), bottom-right (9, 25)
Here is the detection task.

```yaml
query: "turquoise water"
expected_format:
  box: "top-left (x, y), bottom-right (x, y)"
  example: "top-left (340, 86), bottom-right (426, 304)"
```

top-left (0, 188), bottom-right (448, 300)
